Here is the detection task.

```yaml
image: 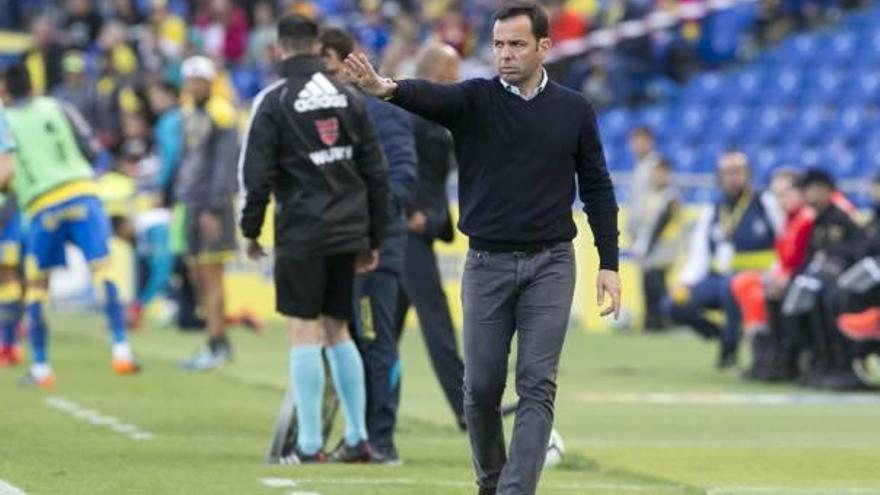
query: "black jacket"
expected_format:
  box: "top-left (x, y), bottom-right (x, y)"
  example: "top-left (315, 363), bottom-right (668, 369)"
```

top-left (808, 203), bottom-right (864, 267)
top-left (238, 55), bottom-right (389, 257)
top-left (410, 114), bottom-right (456, 242)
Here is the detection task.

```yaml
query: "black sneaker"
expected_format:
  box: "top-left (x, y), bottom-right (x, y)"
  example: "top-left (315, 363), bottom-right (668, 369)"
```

top-left (371, 445), bottom-right (403, 466)
top-left (279, 447), bottom-right (327, 465)
top-left (717, 347), bottom-right (738, 370)
top-left (328, 440), bottom-right (372, 463)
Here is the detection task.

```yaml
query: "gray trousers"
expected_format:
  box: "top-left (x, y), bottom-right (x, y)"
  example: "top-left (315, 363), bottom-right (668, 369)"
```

top-left (461, 243), bottom-right (576, 495)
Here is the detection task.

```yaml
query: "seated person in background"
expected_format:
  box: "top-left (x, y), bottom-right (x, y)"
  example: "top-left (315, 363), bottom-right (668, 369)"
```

top-left (630, 158), bottom-right (682, 331)
top-left (731, 168), bottom-right (814, 382)
top-left (835, 173), bottom-right (880, 377)
top-left (664, 151), bottom-right (783, 369)
top-left (785, 169), bottom-right (866, 390)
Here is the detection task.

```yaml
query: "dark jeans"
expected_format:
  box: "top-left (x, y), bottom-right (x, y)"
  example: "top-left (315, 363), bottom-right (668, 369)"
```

top-left (352, 269), bottom-right (401, 452)
top-left (395, 233), bottom-right (465, 426)
top-left (462, 243), bottom-right (576, 495)
top-left (642, 268), bottom-right (668, 331)
top-left (663, 273), bottom-right (742, 352)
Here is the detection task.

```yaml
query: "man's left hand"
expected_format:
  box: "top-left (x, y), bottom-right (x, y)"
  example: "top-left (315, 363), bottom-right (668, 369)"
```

top-left (597, 269), bottom-right (622, 319)
top-left (246, 239), bottom-right (266, 260)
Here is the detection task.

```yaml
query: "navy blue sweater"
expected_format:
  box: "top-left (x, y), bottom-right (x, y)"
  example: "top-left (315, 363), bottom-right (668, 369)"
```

top-left (391, 77), bottom-right (619, 271)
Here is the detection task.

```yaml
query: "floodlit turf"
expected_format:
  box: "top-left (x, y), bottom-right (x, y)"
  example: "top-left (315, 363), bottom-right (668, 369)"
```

top-left (2, 315), bottom-right (880, 495)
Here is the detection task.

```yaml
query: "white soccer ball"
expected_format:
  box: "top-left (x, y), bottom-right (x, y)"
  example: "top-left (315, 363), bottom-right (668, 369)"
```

top-left (607, 306), bottom-right (633, 332)
top-left (543, 428), bottom-right (565, 469)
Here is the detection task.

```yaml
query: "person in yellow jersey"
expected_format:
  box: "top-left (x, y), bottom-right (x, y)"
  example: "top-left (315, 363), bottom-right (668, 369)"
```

top-left (0, 65), bottom-right (140, 388)
top-left (176, 56), bottom-right (241, 372)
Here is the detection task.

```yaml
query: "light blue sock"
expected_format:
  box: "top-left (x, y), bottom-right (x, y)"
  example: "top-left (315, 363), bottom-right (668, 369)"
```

top-left (290, 345), bottom-right (324, 455)
top-left (103, 281), bottom-right (127, 344)
top-left (27, 301), bottom-right (48, 364)
top-left (326, 340), bottom-right (367, 446)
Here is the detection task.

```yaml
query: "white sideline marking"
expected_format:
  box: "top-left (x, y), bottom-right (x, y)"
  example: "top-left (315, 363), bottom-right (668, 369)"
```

top-left (0, 479), bottom-right (28, 495)
top-left (708, 488), bottom-right (880, 495)
top-left (44, 397), bottom-right (155, 442)
top-left (264, 477), bottom-right (682, 492)
top-left (261, 478), bottom-right (299, 488)
top-left (574, 392), bottom-right (880, 406)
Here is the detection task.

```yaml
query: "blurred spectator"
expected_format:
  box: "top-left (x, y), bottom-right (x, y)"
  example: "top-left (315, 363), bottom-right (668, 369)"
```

top-left (665, 152), bottom-right (783, 369)
top-left (630, 158), bottom-right (682, 331)
top-left (837, 174), bottom-right (880, 343)
top-left (53, 51), bottom-right (100, 126)
top-left (626, 126), bottom-right (661, 239)
top-left (112, 0), bottom-right (146, 27)
top-left (355, 1), bottom-right (392, 55)
top-left (436, 7), bottom-right (474, 56)
top-left (97, 21), bottom-right (140, 80)
top-left (194, 0), bottom-right (250, 64)
top-left (546, 0), bottom-right (589, 43)
top-left (248, 1), bottom-right (277, 68)
top-left (92, 51), bottom-right (127, 149)
top-left (786, 169), bottom-right (866, 389)
top-left (146, 81), bottom-right (183, 201)
top-left (64, 0), bottom-right (105, 50)
top-left (24, 15), bottom-right (65, 95)
top-left (598, 0), bottom-right (654, 106)
top-left (151, 0), bottom-right (187, 61)
top-left (732, 168), bottom-right (814, 382)
top-left (580, 51), bottom-right (613, 109)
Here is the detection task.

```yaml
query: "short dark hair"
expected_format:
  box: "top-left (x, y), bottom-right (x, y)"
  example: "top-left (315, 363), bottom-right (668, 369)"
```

top-left (277, 14), bottom-right (319, 54)
top-left (493, 1), bottom-right (550, 40)
top-left (3, 64), bottom-right (31, 99)
top-left (800, 168), bottom-right (836, 189)
top-left (319, 27), bottom-right (355, 60)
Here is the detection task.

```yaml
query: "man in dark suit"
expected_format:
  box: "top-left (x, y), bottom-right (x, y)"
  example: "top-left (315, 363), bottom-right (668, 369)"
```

top-left (394, 43), bottom-right (466, 431)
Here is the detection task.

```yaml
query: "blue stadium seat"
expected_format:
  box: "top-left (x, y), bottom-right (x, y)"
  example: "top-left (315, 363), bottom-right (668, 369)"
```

top-left (792, 105), bottom-right (832, 144)
top-left (230, 66), bottom-right (261, 100)
top-left (822, 147), bottom-right (860, 178)
top-left (670, 147), bottom-right (701, 174)
top-left (679, 73), bottom-right (725, 107)
top-left (598, 108), bottom-right (633, 145)
top-left (633, 104), bottom-right (670, 134)
top-left (717, 104), bottom-right (748, 142)
top-left (674, 105), bottom-right (710, 142)
top-left (727, 67), bottom-right (765, 104)
top-left (744, 105), bottom-right (790, 145)
top-left (837, 105), bottom-right (876, 143)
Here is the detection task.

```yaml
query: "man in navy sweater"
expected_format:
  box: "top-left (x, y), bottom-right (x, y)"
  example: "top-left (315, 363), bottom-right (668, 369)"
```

top-left (346, 2), bottom-right (621, 494)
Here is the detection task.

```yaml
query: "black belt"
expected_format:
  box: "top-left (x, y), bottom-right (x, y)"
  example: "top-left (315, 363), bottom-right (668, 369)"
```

top-left (469, 237), bottom-right (562, 255)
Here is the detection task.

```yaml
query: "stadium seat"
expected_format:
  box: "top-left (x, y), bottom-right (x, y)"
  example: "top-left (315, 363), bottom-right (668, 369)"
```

top-left (633, 104), bottom-right (670, 134)
top-left (598, 108), bottom-right (633, 146)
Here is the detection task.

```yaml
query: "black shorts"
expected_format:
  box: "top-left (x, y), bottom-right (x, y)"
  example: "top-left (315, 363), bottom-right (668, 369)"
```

top-left (274, 253), bottom-right (356, 320)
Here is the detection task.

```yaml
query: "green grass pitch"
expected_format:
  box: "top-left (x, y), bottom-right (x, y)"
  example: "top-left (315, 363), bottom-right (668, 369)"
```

top-left (2, 315), bottom-right (880, 494)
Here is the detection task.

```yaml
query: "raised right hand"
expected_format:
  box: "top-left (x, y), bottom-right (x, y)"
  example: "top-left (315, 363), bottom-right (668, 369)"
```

top-left (343, 53), bottom-right (397, 99)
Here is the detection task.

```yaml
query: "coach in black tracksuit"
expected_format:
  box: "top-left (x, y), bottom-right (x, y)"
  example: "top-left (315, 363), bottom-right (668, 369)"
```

top-left (239, 16), bottom-right (388, 463)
